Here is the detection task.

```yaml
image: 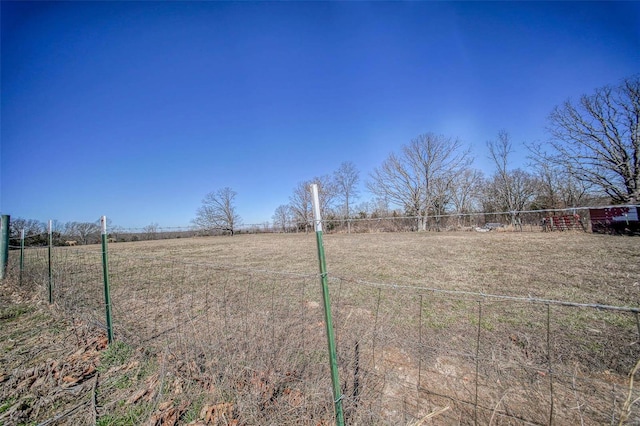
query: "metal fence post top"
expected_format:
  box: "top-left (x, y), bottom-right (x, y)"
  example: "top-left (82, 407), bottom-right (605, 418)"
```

top-left (101, 216), bottom-right (107, 235)
top-left (310, 184), bottom-right (323, 233)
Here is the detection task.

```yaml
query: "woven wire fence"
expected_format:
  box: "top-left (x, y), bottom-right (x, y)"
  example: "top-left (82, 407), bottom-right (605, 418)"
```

top-left (329, 278), bottom-right (640, 424)
top-left (5, 242), bottom-right (640, 425)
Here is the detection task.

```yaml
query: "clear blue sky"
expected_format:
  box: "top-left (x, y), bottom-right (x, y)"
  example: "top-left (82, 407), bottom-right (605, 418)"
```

top-left (2, 1), bottom-right (639, 228)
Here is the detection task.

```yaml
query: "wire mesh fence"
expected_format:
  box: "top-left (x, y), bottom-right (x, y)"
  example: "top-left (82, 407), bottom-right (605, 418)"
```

top-left (4, 234), bottom-right (640, 425)
top-left (106, 253), bottom-right (336, 424)
top-left (328, 280), bottom-right (640, 424)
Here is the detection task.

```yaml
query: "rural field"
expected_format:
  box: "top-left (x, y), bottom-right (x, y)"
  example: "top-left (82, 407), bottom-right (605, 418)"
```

top-left (1, 230), bottom-right (639, 425)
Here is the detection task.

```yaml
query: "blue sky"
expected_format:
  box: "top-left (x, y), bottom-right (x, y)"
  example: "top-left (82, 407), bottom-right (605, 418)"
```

top-left (2, 1), bottom-right (639, 228)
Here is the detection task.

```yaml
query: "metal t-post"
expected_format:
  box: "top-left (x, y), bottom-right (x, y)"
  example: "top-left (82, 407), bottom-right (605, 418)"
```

top-left (20, 229), bottom-right (25, 286)
top-left (310, 184), bottom-right (345, 426)
top-left (48, 220), bottom-right (53, 303)
top-left (101, 216), bottom-right (114, 344)
top-left (0, 215), bottom-right (9, 280)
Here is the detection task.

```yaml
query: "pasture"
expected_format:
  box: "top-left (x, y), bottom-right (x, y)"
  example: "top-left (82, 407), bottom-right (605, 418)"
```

top-left (2, 230), bottom-right (639, 424)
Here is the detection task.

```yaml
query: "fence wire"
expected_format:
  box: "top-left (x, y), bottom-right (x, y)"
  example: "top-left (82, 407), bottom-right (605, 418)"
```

top-left (4, 240), bottom-right (640, 425)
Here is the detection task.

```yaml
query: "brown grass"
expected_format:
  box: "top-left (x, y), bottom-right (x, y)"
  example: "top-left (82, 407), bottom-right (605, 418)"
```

top-left (101, 231), bottom-right (639, 305)
top-left (2, 230), bottom-right (639, 425)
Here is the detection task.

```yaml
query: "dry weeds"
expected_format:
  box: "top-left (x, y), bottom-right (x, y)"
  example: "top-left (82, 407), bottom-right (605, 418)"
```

top-left (2, 230), bottom-right (639, 425)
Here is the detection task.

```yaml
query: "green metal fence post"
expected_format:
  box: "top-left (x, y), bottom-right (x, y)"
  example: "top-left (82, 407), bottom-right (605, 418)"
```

top-left (0, 215), bottom-right (9, 280)
top-left (101, 216), bottom-right (114, 344)
top-left (310, 184), bottom-right (345, 426)
top-left (48, 220), bottom-right (53, 303)
top-left (20, 229), bottom-right (25, 286)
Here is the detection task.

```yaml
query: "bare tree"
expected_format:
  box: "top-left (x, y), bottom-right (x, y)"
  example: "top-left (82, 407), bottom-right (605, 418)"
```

top-left (192, 187), bottom-right (241, 236)
top-left (354, 198), bottom-right (388, 219)
top-left (47, 220), bottom-right (61, 234)
top-left (9, 218), bottom-right (44, 239)
top-left (50, 220), bottom-right (66, 245)
top-left (531, 161), bottom-right (561, 210)
top-left (450, 168), bottom-right (484, 226)
top-left (143, 223), bottom-right (159, 240)
top-left (289, 181), bottom-right (313, 233)
top-left (487, 132), bottom-right (508, 209)
top-left (430, 166), bottom-right (477, 231)
top-left (272, 204), bottom-right (292, 233)
top-left (288, 176), bottom-right (336, 233)
top-left (430, 176), bottom-right (454, 230)
top-left (370, 196), bottom-right (391, 218)
top-left (333, 161), bottom-right (360, 233)
top-left (368, 133), bottom-right (471, 231)
top-left (534, 76), bottom-right (639, 203)
top-left (486, 131), bottom-right (539, 226)
top-left (484, 169), bottom-right (538, 213)
top-left (529, 160), bottom-right (591, 209)
top-left (7, 218), bottom-right (48, 246)
top-left (65, 221), bottom-right (100, 245)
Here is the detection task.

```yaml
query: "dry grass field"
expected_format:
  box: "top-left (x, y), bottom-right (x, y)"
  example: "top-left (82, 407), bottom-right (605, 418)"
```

top-left (96, 230), bottom-right (639, 303)
top-left (1, 230), bottom-right (639, 425)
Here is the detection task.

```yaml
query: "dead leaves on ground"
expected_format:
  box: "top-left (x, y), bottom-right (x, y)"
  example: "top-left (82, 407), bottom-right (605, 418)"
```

top-left (127, 373), bottom-right (160, 404)
top-left (144, 368), bottom-right (305, 425)
top-left (1, 290), bottom-right (308, 426)
top-left (146, 401), bottom-right (238, 426)
top-left (194, 402), bottom-right (237, 425)
top-left (5, 333), bottom-right (105, 391)
top-left (0, 330), bottom-right (107, 424)
top-left (147, 400), bottom-right (190, 426)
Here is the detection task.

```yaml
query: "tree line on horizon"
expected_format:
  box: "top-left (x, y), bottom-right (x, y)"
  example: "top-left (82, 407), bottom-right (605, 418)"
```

top-left (194, 75), bottom-right (639, 234)
top-left (7, 218), bottom-right (105, 246)
top-left (6, 218), bottom-right (171, 246)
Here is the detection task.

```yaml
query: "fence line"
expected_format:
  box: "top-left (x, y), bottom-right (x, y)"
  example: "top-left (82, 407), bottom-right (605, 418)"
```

top-left (7, 205), bottom-right (640, 245)
top-left (3, 236), bottom-right (640, 424)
